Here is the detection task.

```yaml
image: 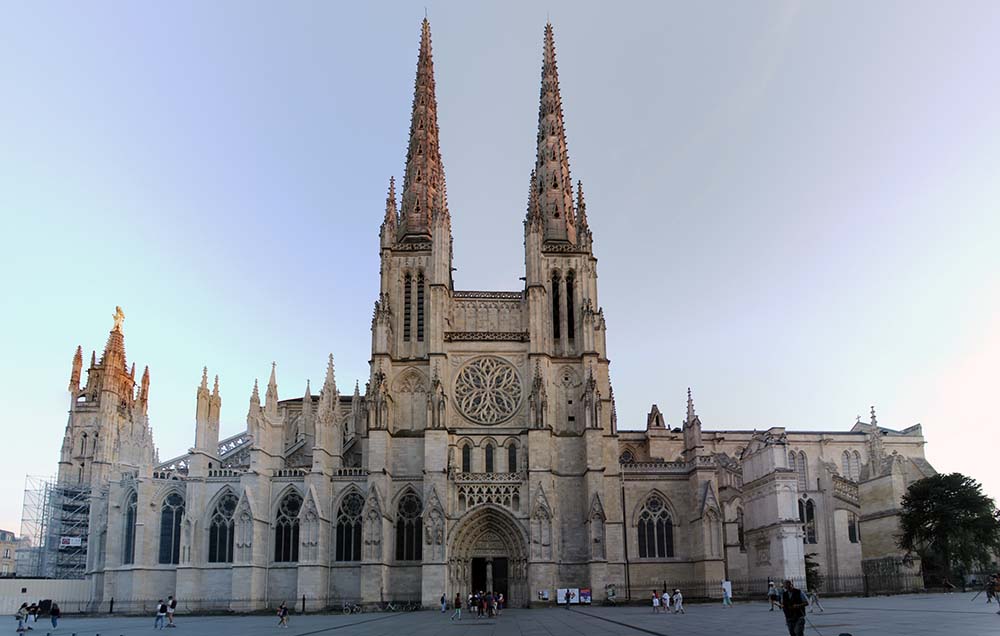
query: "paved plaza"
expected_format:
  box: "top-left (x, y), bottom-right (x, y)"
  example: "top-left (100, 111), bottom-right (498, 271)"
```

top-left (15, 593), bottom-right (999, 636)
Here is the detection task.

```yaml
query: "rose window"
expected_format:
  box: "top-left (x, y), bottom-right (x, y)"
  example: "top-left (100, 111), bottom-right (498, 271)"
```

top-left (454, 356), bottom-right (522, 425)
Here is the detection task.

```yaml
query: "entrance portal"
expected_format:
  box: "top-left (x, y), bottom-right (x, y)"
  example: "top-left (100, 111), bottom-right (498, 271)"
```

top-left (448, 505), bottom-right (528, 607)
top-left (470, 557), bottom-right (509, 599)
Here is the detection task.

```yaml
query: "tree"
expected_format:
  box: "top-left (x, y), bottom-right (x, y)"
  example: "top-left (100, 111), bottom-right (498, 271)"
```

top-left (804, 552), bottom-right (823, 592)
top-left (898, 473), bottom-right (1000, 583)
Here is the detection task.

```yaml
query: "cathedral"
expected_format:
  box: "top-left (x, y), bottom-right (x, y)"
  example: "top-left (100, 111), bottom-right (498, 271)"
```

top-left (55, 21), bottom-right (935, 610)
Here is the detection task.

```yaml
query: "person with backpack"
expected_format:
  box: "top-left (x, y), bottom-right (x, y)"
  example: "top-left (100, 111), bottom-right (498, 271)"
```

top-left (154, 600), bottom-right (168, 630)
top-left (166, 595), bottom-right (178, 627)
top-left (779, 579), bottom-right (810, 636)
top-left (49, 604), bottom-right (61, 629)
top-left (276, 602), bottom-right (289, 628)
top-left (15, 603), bottom-right (29, 633)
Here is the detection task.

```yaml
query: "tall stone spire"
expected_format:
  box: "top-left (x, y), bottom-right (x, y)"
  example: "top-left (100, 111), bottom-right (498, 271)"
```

top-left (383, 176), bottom-right (398, 232)
top-left (265, 362), bottom-right (279, 417)
top-left (533, 23), bottom-right (576, 244)
top-left (398, 18), bottom-right (446, 240)
top-left (69, 345), bottom-right (83, 392)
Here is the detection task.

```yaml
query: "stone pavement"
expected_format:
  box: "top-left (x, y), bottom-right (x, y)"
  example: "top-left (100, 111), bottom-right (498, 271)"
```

top-left (17, 592), bottom-right (999, 636)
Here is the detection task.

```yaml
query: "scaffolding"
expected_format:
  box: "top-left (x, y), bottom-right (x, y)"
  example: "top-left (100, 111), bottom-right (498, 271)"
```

top-left (18, 475), bottom-right (91, 579)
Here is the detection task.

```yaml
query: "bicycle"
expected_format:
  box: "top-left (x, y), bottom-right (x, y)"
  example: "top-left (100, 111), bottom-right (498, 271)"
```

top-left (341, 601), bottom-right (362, 615)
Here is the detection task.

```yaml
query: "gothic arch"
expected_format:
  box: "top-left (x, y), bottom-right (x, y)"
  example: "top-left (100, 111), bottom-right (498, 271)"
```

top-left (202, 487), bottom-right (239, 525)
top-left (630, 489), bottom-right (678, 526)
top-left (154, 484), bottom-right (186, 508)
top-left (270, 483), bottom-right (303, 519)
top-left (448, 504), bottom-right (529, 607)
top-left (393, 367), bottom-right (428, 431)
top-left (333, 484), bottom-right (365, 512)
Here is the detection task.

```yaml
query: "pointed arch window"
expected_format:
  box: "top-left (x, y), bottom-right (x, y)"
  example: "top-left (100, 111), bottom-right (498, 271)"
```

top-left (335, 493), bottom-right (364, 562)
top-left (737, 506), bottom-right (746, 552)
top-left (565, 271), bottom-right (575, 341)
top-left (790, 450), bottom-right (808, 492)
top-left (551, 273), bottom-right (561, 340)
top-left (157, 493), bottom-right (184, 564)
top-left (208, 492), bottom-right (238, 563)
top-left (847, 512), bottom-right (860, 544)
top-left (637, 494), bottom-right (674, 558)
top-left (508, 444), bottom-right (517, 473)
top-left (461, 444), bottom-right (471, 473)
top-left (798, 498), bottom-right (817, 544)
top-left (403, 273), bottom-right (413, 342)
top-left (122, 490), bottom-right (137, 565)
top-left (485, 444), bottom-right (495, 473)
top-left (416, 272), bottom-right (425, 342)
top-left (274, 491), bottom-right (302, 562)
top-left (395, 492), bottom-right (423, 561)
top-left (842, 450), bottom-right (861, 481)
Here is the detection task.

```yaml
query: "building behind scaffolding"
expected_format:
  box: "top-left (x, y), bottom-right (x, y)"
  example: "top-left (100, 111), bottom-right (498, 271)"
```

top-left (18, 475), bottom-right (91, 579)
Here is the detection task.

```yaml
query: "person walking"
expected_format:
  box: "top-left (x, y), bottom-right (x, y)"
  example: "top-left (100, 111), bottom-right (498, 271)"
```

top-left (779, 579), bottom-right (809, 636)
top-left (768, 580), bottom-right (781, 611)
top-left (49, 603), bottom-right (61, 629)
top-left (986, 575), bottom-right (997, 604)
top-left (651, 590), bottom-right (660, 613)
top-left (154, 600), bottom-right (167, 630)
top-left (166, 595), bottom-right (177, 627)
top-left (806, 588), bottom-right (824, 613)
top-left (721, 580), bottom-right (733, 608)
top-left (497, 592), bottom-right (504, 615)
top-left (450, 593), bottom-right (462, 621)
top-left (440, 593), bottom-right (447, 613)
top-left (671, 589), bottom-right (685, 614)
top-left (15, 603), bottom-right (29, 633)
top-left (564, 589), bottom-right (572, 608)
top-left (276, 602), bottom-right (289, 628)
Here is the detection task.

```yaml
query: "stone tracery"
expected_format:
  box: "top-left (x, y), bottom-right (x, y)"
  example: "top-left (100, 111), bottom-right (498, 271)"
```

top-left (454, 356), bottom-right (522, 425)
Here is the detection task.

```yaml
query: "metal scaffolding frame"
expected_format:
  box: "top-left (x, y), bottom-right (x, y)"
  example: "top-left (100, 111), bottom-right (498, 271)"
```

top-left (18, 475), bottom-right (91, 579)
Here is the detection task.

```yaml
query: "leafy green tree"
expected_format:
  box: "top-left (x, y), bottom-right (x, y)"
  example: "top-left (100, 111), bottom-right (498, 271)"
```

top-left (898, 473), bottom-right (1000, 583)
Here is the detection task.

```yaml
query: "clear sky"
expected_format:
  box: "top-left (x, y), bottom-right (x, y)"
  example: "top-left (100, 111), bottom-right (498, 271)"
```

top-left (1, 0), bottom-right (999, 533)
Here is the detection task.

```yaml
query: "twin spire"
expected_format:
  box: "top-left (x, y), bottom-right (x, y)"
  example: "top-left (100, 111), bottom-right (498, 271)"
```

top-left (397, 18), bottom-right (447, 240)
top-left (392, 20), bottom-right (588, 245)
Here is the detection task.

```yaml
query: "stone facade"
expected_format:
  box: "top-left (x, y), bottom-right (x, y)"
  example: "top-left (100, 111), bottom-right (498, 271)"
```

top-left (51, 20), bottom-right (936, 610)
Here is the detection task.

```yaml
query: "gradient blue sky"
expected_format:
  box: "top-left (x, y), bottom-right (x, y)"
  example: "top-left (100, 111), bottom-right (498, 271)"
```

top-left (1, 1), bottom-right (999, 533)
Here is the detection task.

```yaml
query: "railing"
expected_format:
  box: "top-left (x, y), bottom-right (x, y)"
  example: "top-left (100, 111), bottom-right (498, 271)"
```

top-left (208, 468), bottom-right (245, 478)
top-left (832, 475), bottom-right (860, 505)
top-left (333, 467), bottom-right (369, 479)
top-left (451, 471), bottom-right (526, 483)
top-left (152, 471), bottom-right (181, 480)
top-left (620, 461), bottom-right (688, 474)
top-left (274, 468), bottom-right (307, 478)
top-left (624, 573), bottom-right (924, 601)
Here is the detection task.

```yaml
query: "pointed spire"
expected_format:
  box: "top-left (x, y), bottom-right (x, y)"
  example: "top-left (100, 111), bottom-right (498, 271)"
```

top-left (399, 18), bottom-right (446, 239)
top-left (686, 387), bottom-right (696, 424)
top-left (353, 380), bottom-right (361, 398)
top-left (575, 180), bottom-right (589, 230)
top-left (534, 22), bottom-right (576, 244)
top-left (250, 379), bottom-right (260, 406)
top-left (129, 362), bottom-right (135, 378)
top-left (200, 366), bottom-right (209, 391)
top-left (212, 374), bottom-right (220, 398)
top-left (264, 362), bottom-right (279, 416)
top-left (90, 350), bottom-right (96, 367)
top-left (302, 379), bottom-right (313, 419)
top-left (69, 345), bottom-right (83, 391)
top-left (140, 365), bottom-right (150, 407)
top-left (383, 176), bottom-right (398, 232)
top-left (870, 405), bottom-right (878, 427)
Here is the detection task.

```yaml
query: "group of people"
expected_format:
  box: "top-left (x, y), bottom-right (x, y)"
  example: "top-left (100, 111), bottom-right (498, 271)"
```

top-left (15, 603), bottom-right (60, 633)
top-left (768, 580), bottom-right (823, 613)
top-left (447, 591), bottom-right (503, 620)
top-left (981, 572), bottom-right (1000, 613)
top-left (153, 596), bottom-right (178, 629)
top-left (649, 589), bottom-right (685, 614)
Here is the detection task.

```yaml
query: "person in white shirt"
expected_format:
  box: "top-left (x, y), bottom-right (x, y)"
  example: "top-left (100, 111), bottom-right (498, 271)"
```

top-left (672, 589), bottom-right (685, 614)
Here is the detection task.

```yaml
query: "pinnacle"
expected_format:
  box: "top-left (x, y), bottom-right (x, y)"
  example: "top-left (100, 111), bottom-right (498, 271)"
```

top-left (686, 387), bottom-right (696, 423)
top-left (201, 366), bottom-right (209, 390)
top-left (212, 374), bottom-right (219, 397)
top-left (399, 18), bottom-right (446, 238)
top-left (251, 378), bottom-right (260, 402)
top-left (534, 22), bottom-right (576, 243)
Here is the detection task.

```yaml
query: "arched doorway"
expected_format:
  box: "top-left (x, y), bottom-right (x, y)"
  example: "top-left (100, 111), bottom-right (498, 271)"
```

top-left (448, 504), bottom-right (528, 607)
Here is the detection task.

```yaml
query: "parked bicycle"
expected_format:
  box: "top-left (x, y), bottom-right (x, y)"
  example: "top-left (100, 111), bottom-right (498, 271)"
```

top-left (341, 601), bottom-right (363, 615)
